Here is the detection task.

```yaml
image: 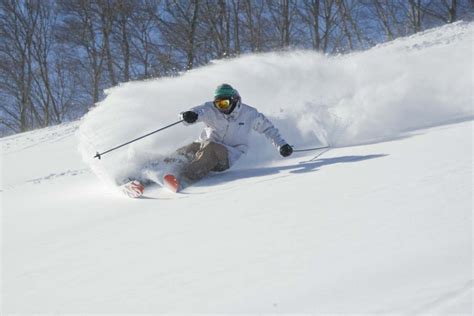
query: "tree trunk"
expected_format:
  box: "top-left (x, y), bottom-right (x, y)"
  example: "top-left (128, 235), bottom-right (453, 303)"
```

top-left (337, 0), bottom-right (353, 50)
top-left (120, 9), bottom-right (131, 81)
top-left (186, 0), bottom-right (200, 70)
top-left (448, 0), bottom-right (457, 22)
top-left (231, 0), bottom-right (241, 54)
top-left (312, 0), bottom-right (321, 50)
top-left (282, 0), bottom-right (290, 48)
top-left (373, 0), bottom-right (394, 40)
top-left (100, 4), bottom-right (117, 86)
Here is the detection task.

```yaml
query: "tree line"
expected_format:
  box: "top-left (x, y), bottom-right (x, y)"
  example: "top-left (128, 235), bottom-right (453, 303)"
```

top-left (0, 0), bottom-right (472, 136)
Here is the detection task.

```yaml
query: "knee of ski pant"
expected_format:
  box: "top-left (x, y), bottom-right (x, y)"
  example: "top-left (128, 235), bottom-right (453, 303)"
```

top-left (200, 141), bottom-right (229, 170)
top-left (176, 142), bottom-right (201, 157)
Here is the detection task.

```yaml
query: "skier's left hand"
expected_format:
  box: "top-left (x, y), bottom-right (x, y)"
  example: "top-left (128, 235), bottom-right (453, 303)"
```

top-left (279, 144), bottom-right (293, 157)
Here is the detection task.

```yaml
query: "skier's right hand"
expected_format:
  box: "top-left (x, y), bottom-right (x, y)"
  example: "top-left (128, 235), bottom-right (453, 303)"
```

top-left (181, 111), bottom-right (198, 124)
top-left (279, 144), bottom-right (293, 157)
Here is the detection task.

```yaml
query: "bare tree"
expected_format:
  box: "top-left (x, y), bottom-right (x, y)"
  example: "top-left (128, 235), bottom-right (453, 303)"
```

top-left (0, 0), bottom-right (39, 132)
top-left (266, 0), bottom-right (295, 48)
top-left (157, 0), bottom-right (202, 70)
top-left (446, 0), bottom-right (458, 22)
top-left (115, 0), bottom-right (133, 81)
top-left (230, 0), bottom-right (241, 54)
top-left (422, 0), bottom-right (459, 23)
top-left (370, 0), bottom-right (395, 40)
top-left (241, 0), bottom-right (267, 52)
top-left (30, 1), bottom-right (60, 127)
top-left (299, 0), bottom-right (321, 50)
top-left (335, 0), bottom-right (365, 50)
top-left (128, 1), bottom-right (160, 78)
top-left (97, 0), bottom-right (118, 86)
top-left (57, 0), bottom-right (106, 104)
top-left (1, 0), bottom-right (85, 134)
top-left (200, 0), bottom-right (231, 58)
top-left (321, 0), bottom-right (338, 52)
top-left (407, 0), bottom-right (423, 33)
top-left (2, 0), bottom-right (471, 137)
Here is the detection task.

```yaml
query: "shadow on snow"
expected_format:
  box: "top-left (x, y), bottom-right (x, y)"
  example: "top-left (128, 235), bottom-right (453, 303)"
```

top-left (195, 154), bottom-right (388, 188)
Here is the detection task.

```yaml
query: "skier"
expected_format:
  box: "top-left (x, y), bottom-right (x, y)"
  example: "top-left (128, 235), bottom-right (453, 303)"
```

top-left (123, 83), bottom-right (293, 197)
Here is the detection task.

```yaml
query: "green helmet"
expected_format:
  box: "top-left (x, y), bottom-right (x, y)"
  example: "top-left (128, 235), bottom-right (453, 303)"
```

top-left (214, 83), bottom-right (238, 98)
top-left (213, 83), bottom-right (241, 114)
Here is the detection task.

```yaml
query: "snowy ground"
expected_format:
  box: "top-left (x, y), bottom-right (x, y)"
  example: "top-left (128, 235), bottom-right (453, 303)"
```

top-left (1, 22), bottom-right (473, 313)
top-left (2, 120), bottom-right (472, 313)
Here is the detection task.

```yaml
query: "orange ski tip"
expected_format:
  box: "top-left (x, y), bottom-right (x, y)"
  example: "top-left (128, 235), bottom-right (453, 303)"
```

top-left (163, 174), bottom-right (180, 193)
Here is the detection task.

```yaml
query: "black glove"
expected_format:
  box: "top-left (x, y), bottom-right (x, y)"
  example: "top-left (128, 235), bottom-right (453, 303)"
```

top-left (279, 144), bottom-right (293, 157)
top-left (181, 111), bottom-right (198, 124)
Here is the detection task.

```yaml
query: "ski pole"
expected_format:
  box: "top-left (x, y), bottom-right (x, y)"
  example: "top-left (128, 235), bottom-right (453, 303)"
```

top-left (94, 120), bottom-right (184, 159)
top-left (292, 145), bottom-right (330, 153)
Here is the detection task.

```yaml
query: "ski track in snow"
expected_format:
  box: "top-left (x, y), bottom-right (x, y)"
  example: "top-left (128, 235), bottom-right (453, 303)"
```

top-left (1, 123), bottom-right (79, 154)
top-left (26, 169), bottom-right (91, 185)
top-left (409, 280), bottom-right (473, 314)
top-left (1, 168), bottom-right (91, 192)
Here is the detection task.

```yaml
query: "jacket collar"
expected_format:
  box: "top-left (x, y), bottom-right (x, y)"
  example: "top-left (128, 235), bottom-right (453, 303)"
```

top-left (226, 102), bottom-right (241, 119)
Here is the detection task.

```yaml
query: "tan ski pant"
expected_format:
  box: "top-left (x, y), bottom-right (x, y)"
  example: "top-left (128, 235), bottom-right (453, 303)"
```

top-left (176, 141), bottom-right (230, 182)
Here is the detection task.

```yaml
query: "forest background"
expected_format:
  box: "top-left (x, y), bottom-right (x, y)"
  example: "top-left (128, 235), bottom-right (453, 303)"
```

top-left (0, 0), bottom-right (472, 136)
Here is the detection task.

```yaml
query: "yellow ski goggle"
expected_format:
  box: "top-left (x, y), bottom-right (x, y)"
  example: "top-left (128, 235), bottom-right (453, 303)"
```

top-left (214, 98), bottom-right (231, 110)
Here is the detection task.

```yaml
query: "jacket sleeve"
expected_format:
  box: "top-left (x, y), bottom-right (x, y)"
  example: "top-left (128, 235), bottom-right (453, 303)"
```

top-left (185, 103), bottom-right (215, 125)
top-left (251, 111), bottom-right (287, 148)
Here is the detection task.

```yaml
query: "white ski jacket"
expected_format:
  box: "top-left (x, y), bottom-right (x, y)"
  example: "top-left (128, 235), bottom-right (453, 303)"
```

top-left (189, 102), bottom-right (287, 166)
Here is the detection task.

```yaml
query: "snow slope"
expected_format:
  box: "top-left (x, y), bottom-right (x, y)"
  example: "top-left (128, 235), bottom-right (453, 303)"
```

top-left (2, 22), bottom-right (473, 313)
